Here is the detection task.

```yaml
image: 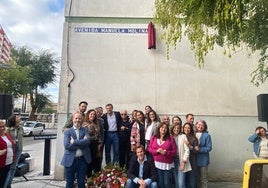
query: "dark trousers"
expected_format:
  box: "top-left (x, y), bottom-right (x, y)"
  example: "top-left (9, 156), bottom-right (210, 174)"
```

top-left (87, 140), bottom-right (102, 177)
top-left (0, 164), bottom-right (11, 188)
top-left (186, 168), bottom-right (197, 188)
top-left (119, 138), bottom-right (131, 168)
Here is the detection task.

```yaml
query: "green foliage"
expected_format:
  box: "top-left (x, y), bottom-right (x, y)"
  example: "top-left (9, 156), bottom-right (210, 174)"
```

top-left (36, 94), bottom-right (51, 113)
top-left (10, 46), bottom-right (59, 120)
top-left (154, 0), bottom-right (268, 85)
top-left (0, 61), bottom-right (32, 96)
top-left (11, 46), bottom-right (59, 90)
top-left (30, 50), bottom-right (58, 89)
top-left (40, 107), bottom-right (55, 114)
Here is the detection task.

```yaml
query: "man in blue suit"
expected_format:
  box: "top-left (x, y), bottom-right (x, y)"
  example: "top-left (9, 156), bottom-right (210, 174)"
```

top-left (61, 112), bottom-right (91, 188)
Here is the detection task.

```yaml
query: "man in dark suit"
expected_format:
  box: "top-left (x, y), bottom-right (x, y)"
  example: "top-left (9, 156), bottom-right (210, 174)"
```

top-left (118, 109), bottom-right (132, 168)
top-left (62, 101), bottom-right (88, 132)
top-left (102, 103), bottom-right (122, 164)
top-left (127, 145), bottom-right (158, 188)
top-left (61, 112), bottom-right (91, 188)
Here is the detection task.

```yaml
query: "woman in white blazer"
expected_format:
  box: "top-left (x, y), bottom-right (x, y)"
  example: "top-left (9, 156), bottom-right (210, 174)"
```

top-left (171, 123), bottom-right (191, 188)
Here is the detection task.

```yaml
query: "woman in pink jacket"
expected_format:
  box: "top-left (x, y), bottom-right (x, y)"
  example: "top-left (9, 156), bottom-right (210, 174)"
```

top-left (0, 120), bottom-right (14, 188)
top-left (148, 122), bottom-right (177, 188)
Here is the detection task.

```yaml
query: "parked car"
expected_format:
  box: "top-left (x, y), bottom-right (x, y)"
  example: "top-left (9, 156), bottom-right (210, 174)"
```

top-left (23, 121), bottom-right (44, 136)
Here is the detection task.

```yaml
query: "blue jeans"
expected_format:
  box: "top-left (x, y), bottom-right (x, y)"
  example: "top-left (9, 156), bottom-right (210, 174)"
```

top-left (126, 179), bottom-right (158, 188)
top-left (105, 132), bottom-right (119, 164)
top-left (157, 168), bottom-right (172, 188)
top-left (172, 158), bottom-right (179, 188)
top-left (65, 157), bottom-right (87, 188)
top-left (4, 146), bottom-right (22, 188)
top-left (186, 168), bottom-right (196, 188)
top-left (178, 166), bottom-right (186, 188)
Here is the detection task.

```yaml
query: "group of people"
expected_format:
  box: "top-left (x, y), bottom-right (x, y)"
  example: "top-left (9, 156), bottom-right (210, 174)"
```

top-left (61, 101), bottom-right (213, 188)
top-left (1, 100), bottom-right (265, 188)
top-left (0, 115), bottom-right (24, 188)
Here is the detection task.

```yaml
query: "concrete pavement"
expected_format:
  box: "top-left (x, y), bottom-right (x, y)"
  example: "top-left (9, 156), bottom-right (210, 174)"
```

top-left (12, 174), bottom-right (242, 188)
top-left (12, 173), bottom-right (65, 188)
top-left (12, 177), bottom-right (242, 188)
top-left (10, 129), bottom-right (243, 187)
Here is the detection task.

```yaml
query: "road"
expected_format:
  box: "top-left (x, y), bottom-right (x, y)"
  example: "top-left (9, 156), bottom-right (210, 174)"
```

top-left (21, 128), bottom-right (58, 175)
top-left (23, 128), bottom-right (57, 146)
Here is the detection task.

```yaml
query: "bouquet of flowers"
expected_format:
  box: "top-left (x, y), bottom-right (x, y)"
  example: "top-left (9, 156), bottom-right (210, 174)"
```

top-left (87, 163), bottom-right (127, 188)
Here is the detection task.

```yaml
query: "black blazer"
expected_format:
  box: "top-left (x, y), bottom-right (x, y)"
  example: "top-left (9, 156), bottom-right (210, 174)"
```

top-left (127, 153), bottom-right (158, 182)
top-left (102, 111), bottom-right (122, 132)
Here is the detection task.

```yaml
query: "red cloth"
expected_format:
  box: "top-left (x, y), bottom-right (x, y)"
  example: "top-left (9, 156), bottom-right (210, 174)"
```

top-left (148, 22), bottom-right (156, 49)
top-left (0, 133), bottom-right (15, 168)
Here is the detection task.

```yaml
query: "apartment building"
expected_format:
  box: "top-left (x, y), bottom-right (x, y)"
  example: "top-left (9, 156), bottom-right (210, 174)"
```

top-left (0, 25), bottom-right (12, 64)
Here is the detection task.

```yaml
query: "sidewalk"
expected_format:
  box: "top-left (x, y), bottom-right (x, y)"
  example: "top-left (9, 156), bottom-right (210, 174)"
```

top-left (12, 168), bottom-right (243, 188)
top-left (12, 171), bottom-right (65, 188)
top-left (12, 174), bottom-right (243, 188)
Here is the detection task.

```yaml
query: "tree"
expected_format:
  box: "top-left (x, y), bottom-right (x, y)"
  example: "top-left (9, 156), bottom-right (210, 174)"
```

top-left (154, 0), bottom-right (268, 86)
top-left (0, 61), bottom-right (31, 96)
top-left (11, 46), bottom-right (59, 120)
top-left (41, 107), bottom-right (55, 114)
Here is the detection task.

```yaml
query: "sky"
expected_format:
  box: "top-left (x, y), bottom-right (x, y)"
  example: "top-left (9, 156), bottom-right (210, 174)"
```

top-left (0, 0), bottom-right (65, 103)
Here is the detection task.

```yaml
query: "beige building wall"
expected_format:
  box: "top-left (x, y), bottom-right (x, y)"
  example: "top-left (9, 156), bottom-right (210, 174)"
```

top-left (55, 0), bottom-right (268, 181)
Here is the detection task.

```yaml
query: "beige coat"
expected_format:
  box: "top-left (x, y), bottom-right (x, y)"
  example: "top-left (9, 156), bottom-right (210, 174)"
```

top-left (176, 134), bottom-right (192, 172)
top-left (6, 126), bottom-right (24, 151)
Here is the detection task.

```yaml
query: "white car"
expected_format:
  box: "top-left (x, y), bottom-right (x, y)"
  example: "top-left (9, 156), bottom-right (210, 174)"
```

top-left (23, 121), bottom-right (44, 136)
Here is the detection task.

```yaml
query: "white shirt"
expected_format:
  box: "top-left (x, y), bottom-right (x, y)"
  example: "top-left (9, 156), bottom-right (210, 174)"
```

top-left (2, 135), bottom-right (13, 165)
top-left (145, 122), bottom-right (158, 141)
top-left (196, 132), bottom-right (202, 142)
top-left (259, 137), bottom-right (268, 158)
top-left (107, 112), bottom-right (117, 131)
top-left (73, 127), bottom-right (83, 157)
top-left (145, 124), bottom-right (153, 141)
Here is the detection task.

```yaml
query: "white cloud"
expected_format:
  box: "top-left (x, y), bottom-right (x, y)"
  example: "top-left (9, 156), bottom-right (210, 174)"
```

top-left (0, 0), bottom-right (65, 103)
top-left (0, 0), bottom-right (64, 55)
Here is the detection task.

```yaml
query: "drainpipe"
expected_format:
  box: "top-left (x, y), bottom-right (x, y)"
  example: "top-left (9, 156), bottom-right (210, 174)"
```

top-left (66, 0), bottom-right (75, 119)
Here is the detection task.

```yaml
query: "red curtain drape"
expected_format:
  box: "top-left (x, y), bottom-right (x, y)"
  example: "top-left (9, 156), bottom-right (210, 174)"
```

top-left (148, 22), bottom-right (156, 49)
